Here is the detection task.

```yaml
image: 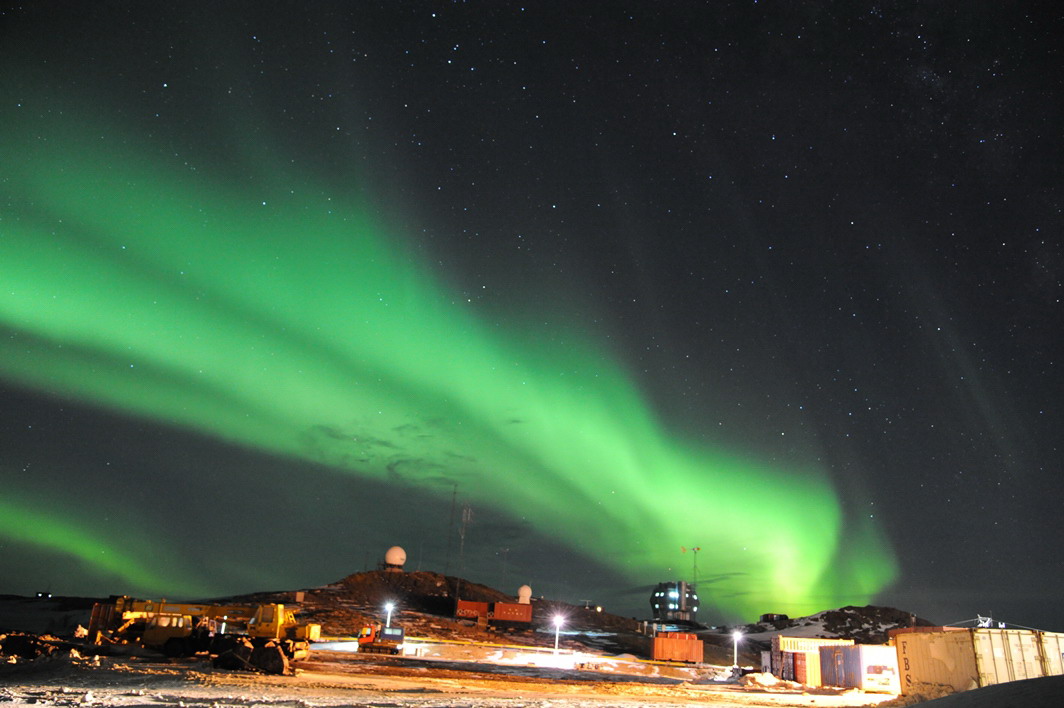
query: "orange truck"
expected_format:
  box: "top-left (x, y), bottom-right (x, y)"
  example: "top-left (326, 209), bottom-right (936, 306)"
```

top-left (357, 624), bottom-right (405, 654)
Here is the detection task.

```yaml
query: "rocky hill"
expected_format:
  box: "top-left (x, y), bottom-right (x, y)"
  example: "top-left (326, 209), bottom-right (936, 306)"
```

top-left (740, 605), bottom-right (936, 645)
top-left (220, 569), bottom-right (647, 654)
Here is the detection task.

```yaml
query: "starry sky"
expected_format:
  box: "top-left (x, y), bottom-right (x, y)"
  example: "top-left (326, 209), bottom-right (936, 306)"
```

top-left (1, 2), bottom-right (1061, 629)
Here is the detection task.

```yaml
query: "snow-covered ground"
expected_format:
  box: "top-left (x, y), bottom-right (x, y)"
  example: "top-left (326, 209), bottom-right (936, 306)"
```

top-left (0, 644), bottom-right (897, 708)
top-left (881, 674), bottom-right (1064, 707)
top-left (6, 635), bottom-right (1061, 706)
top-left (8, 599), bottom-right (1059, 706)
top-left (316, 638), bottom-right (733, 682)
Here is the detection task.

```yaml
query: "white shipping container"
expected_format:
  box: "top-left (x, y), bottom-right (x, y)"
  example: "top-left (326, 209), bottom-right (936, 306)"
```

top-left (892, 628), bottom-right (1064, 696)
top-left (893, 629), bottom-right (978, 694)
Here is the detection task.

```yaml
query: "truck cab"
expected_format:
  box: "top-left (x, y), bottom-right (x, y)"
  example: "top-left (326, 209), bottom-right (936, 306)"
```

top-left (358, 624), bottom-right (404, 654)
top-left (141, 613), bottom-right (195, 649)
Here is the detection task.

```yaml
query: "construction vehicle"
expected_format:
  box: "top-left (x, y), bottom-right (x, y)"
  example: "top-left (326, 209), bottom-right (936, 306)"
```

top-left (87, 596), bottom-right (320, 674)
top-left (357, 624), bottom-right (404, 654)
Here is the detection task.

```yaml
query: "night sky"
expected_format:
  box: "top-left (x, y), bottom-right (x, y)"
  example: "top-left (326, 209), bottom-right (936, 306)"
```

top-left (1, 2), bottom-right (1061, 629)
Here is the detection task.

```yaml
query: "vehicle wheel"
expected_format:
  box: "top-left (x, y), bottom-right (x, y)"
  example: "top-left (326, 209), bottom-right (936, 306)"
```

top-left (213, 639), bottom-right (254, 670)
top-left (162, 637), bottom-right (188, 657)
top-left (250, 643), bottom-right (289, 675)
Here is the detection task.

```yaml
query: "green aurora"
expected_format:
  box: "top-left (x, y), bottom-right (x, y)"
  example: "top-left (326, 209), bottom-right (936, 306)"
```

top-left (1, 108), bottom-right (897, 617)
top-left (0, 494), bottom-right (208, 598)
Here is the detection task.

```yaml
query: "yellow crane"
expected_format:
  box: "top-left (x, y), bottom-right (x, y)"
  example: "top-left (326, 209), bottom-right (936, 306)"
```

top-left (87, 595), bottom-right (320, 674)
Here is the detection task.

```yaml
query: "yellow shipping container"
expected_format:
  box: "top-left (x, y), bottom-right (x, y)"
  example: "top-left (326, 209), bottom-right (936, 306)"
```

top-left (973, 629), bottom-right (1042, 684)
top-left (1038, 632), bottom-right (1064, 676)
top-left (774, 636), bottom-right (855, 652)
top-left (792, 649), bottom-right (823, 687)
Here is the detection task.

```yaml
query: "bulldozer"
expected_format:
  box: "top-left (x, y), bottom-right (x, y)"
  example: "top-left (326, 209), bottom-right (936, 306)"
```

top-left (87, 596), bottom-right (320, 674)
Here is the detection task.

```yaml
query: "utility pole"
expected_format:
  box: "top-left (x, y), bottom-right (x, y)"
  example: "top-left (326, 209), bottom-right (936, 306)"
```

top-left (444, 483), bottom-right (457, 576)
top-left (682, 546), bottom-right (701, 590)
top-left (458, 504), bottom-right (473, 572)
top-left (455, 503), bottom-right (472, 601)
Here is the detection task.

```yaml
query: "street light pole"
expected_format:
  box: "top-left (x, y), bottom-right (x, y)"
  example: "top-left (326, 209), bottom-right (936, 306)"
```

top-left (553, 615), bottom-right (564, 654)
top-left (732, 630), bottom-right (742, 668)
top-left (385, 602), bottom-right (395, 628)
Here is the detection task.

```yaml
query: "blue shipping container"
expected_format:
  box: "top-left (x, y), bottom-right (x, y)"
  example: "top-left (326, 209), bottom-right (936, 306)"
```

top-left (819, 644), bottom-right (899, 694)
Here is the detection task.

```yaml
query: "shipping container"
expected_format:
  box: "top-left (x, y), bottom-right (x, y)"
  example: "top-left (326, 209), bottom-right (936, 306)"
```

top-left (455, 600), bottom-right (532, 624)
top-left (774, 635), bottom-right (856, 652)
top-left (1039, 632), bottom-right (1064, 675)
top-left (779, 651), bottom-right (795, 681)
top-left (454, 600), bottom-right (490, 619)
top-left (973, 629), bottom-right (1042, 684)
top-left (652, 632), bottom-right (703, 663)
top-left (491, 602), bottom-right (533, 623)
top-left (793, 649), bottom-right (823, 687)
top-left (819, 644), bottom-right (899, 693)
top-left (891, 628), bottom-right (1064, 696)
top-left (892, 628), bottom-right (977, 694)
top-left (770, 636), bottom-right (853, 679)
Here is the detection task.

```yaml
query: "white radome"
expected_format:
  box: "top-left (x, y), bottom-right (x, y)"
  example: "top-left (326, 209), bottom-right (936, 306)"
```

top-left (384, 546), bottom-right (407, 567)
top-left (517, 585), bottom-right (532, 603)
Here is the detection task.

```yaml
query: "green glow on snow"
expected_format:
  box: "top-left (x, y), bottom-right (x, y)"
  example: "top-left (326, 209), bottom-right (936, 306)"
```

top-left (0, 109), bottom-right (896, 617)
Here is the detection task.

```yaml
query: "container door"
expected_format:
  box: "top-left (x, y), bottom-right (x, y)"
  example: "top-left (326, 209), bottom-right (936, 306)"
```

top-left (974, 629), bottom-right (1044, 685)
top-left (1038, 632), bottom-right (1064, 676)
top-left (1009, 630), bottom-right (1044, 681)
top-left (974, 629), bottom-right (1007, 685)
